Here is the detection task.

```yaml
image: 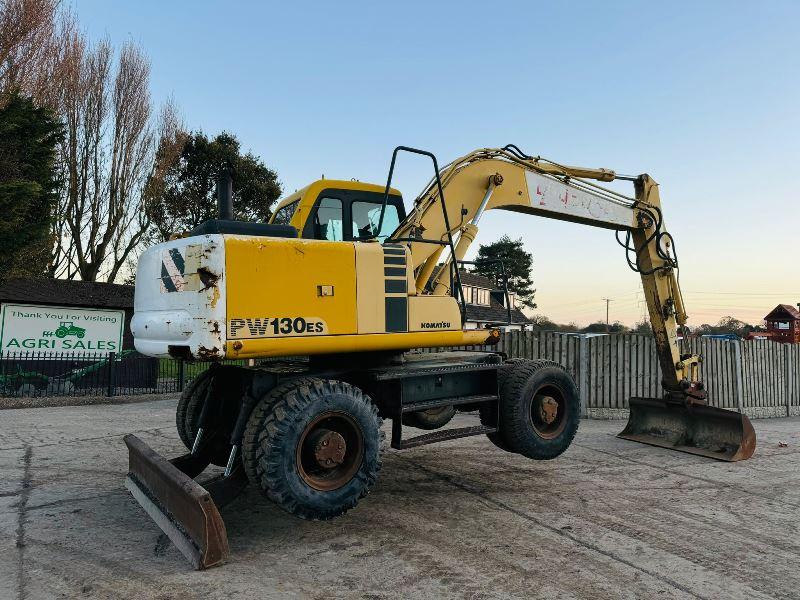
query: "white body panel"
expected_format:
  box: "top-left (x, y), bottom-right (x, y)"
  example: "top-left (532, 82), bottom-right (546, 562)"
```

top-left (131, 234), bottom-right (227, 359)
top-left (525, 171), bottom-right (633, 228)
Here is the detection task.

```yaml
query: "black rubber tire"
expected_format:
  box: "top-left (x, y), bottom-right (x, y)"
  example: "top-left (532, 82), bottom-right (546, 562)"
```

top-left (402, 405), bottom-right (456, 430)
top-left (242, 377), bottom-right (383, 520)
top-left (480, 358), bottom-right (528, 453)
top-left (176, 366), bottom-right (243, 467)
top-left (176, 368), bottom-right (213, 450)
top-left (494, 359), bottom-right (580, 460)
top-left (241, 377), bottom-right (320, 487)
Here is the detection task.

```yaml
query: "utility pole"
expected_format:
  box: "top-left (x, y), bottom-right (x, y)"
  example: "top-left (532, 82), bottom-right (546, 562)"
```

top-left (602, 298), bottom-right (613, 333)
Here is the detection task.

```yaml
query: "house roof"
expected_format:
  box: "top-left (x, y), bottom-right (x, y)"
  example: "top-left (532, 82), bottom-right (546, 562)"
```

top-left (764, 304), bottom-right (800, 321)
top-left (0, 278), bottom-right (134, 309)
top-left (465, 300), bottom-right (531, 325)
top-left (458, 271), bottom-right (495, 289)
top-left (452, 269), bottom-right (531, 324)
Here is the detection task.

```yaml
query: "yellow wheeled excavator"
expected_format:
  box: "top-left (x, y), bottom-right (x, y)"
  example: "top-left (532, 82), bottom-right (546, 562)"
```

top-left (124, 145), bottom-right (756, 569)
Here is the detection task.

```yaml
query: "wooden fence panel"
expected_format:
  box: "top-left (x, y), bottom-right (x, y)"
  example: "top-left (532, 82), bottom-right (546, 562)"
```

top-left (789, 344), bottom-right (800, 407)
top-left (414, 331), bottom-right (800, 414)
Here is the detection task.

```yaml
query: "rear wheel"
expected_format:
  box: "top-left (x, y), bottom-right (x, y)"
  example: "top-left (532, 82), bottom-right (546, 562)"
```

top-left (243, 378), bottom-right (382, 520)
top-left (402, 405), bottom-right (456, 430)
top-left (492, 359), bottom-right (579, 459)
top-left (175, 366), bottom-right (243, 466)
top-left (176, 368), bottom-right (213, 449)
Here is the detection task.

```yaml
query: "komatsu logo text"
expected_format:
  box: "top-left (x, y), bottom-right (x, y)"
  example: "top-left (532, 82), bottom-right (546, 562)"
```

top-left (420, 321), bottom-right (451, 329)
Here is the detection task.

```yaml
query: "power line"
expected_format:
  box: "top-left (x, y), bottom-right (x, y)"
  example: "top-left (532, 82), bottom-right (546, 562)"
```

top-left (684, 291), bottom-right (800, 296)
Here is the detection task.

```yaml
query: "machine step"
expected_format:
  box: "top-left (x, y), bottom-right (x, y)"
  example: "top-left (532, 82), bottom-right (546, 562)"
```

top-left (392, 424), bottom-right (498, 450)
top-left (401, 394), bottom-right (497, 413)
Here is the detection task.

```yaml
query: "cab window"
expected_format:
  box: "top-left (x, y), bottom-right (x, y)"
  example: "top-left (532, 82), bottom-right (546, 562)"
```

top-left (313, 197), bottom-right (344, 240)
top-left (272, 200), bottom-right (299, 225)
top-left (351, 201), bottom-right (399, 242)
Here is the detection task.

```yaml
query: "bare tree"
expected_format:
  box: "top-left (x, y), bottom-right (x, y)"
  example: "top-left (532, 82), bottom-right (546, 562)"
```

top-left (49, 36), bottom-right (166, 282)
top-left (0, 0), bottom-right (61, 106)
top-left (2, 1), bottom-right (181, 283)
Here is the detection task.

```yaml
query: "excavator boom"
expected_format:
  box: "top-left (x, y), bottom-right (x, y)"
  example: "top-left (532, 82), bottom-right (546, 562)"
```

top-left (390, 146), bottom-right (755, 461)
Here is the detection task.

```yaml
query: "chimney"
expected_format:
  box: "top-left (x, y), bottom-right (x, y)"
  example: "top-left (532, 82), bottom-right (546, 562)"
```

top-left (217, 170), bottom-right (233, 220)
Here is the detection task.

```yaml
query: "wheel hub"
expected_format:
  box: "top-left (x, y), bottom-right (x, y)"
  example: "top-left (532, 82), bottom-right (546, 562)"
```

top-left (297, 411), bottom-right (364, 491)
top-left (539, 396), bottom-right (559, 425)
top-left (310, 429), bottom-right (347, 468)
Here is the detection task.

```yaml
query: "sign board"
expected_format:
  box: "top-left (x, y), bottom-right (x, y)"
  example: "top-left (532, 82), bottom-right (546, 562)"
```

top-left (0, 303), bottom-right (125, 358)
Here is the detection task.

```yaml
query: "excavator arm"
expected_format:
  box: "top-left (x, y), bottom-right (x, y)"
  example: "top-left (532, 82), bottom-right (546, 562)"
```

top-left (388, 146), bottom-right (755, 461)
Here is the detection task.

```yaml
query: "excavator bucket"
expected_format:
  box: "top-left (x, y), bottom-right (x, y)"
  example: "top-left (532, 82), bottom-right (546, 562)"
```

top-left (618, 397), bottom-right (756, 462)
top-left (123, 434), bottom-right (245, 569)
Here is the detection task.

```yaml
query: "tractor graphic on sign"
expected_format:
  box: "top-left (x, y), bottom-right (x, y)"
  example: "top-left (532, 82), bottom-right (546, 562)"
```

top-left (54, 321), bottom-right (86, 339)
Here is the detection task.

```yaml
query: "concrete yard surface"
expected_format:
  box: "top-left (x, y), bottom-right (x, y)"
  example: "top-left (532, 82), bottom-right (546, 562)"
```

top-left (1, 399), bottom-right (799, 600)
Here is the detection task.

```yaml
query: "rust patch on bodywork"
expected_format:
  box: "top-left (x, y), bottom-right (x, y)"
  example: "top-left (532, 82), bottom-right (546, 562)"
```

top-left (197, 345), bottom-right (221, 360)
top-left (484, 329), bottom-right (501, 345)
top-left (198, 267), bottom-right (220, 291)
top-left (197, 265), bottom-right (221, 308)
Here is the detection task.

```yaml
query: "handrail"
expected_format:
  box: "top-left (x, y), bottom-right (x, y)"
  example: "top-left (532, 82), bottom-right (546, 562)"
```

top-left (378, 146), bottom-right (466, 323)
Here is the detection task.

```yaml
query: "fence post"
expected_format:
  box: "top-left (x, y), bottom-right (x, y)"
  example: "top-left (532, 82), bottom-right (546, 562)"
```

top-left (106, 351), bottom-right (116, 397)
top-left (732, 340), bottom-right (744, 413)
top-left (785, 345), bottom-right (792, 417)
top-left (578, 335), bottom-right (589, 418)
top-left (177, 359), bottom-right (185, 393)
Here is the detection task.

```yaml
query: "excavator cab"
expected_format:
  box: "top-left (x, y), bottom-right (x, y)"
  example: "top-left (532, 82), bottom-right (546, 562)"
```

top-left (269, 181), bottom-right (406, 242)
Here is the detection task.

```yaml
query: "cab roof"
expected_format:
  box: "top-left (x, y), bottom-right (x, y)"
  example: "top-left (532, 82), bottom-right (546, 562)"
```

top-left (273, 179), bottom-right (402, 214)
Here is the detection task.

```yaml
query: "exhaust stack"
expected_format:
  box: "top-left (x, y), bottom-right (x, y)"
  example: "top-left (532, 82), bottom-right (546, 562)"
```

top-left (217, 171), bottom-right (233, 220)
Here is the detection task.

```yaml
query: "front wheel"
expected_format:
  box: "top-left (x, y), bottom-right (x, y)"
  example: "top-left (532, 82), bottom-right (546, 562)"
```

top-left (495, 360), bottom-right (580, 460)
top-left (243, 378), bottom-right (382, 520)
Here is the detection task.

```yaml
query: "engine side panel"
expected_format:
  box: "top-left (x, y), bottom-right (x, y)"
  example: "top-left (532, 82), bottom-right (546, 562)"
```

top-left (225, 237), bottom-right (358, 340)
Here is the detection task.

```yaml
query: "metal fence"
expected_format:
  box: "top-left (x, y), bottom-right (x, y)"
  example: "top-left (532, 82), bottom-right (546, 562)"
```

top-left (429, 331), bottom-right (800, 418)
top-left (0, 350), bottom-right (190, 397)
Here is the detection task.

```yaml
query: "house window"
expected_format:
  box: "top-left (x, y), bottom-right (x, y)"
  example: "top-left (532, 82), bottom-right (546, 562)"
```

top-left (476, 288), bottom-right (490, 306)
top-left (777, 322), bottom-right (790, 330)
top-left (463, 286), bottom-right (475, 304)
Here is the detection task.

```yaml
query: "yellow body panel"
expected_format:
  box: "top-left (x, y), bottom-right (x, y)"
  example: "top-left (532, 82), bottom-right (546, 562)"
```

top-left (355, 242), bottom-right (386, 334)
top-left (225, 237), bottom-right (357, 338)
top-left (408, 296), bottom-right (461, 332)
top-left (222, 232), bottom-right (470, 357)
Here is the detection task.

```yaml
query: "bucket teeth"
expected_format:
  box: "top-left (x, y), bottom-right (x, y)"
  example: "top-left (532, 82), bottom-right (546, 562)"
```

top-left (618, 397), bottom-right (756, 462)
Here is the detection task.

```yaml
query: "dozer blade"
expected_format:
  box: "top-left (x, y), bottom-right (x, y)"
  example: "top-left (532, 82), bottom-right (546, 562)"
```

top-left (123, 434), bottom-right (229, 569)
top-left (618, 397), bottom-right (756, 462)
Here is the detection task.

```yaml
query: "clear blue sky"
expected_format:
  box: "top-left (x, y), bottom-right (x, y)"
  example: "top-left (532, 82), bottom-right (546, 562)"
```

top-left (72, 0), bottom-right (800, 326)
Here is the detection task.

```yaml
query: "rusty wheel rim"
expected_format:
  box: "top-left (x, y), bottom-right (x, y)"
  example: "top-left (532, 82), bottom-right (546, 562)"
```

top-left (529, 384), bottom-right (568, 440)
top-left (296, 411), bottom-right (364, 491)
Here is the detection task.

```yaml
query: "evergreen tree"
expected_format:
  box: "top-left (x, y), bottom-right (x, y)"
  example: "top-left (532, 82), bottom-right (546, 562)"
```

top-left (474, 235), bottom-right (536, 308)
top-left (0, 93), bottom-right (62, 281)
top-left (145, 131), bottom-right (282, 241)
